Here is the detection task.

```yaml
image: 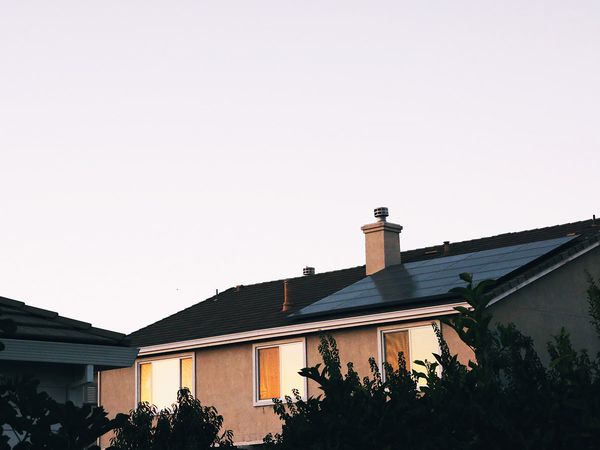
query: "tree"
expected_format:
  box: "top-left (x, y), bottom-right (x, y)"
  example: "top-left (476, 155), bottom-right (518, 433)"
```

top-left (264, 273), bottom-right (600, 450)
top-left (1, 309), bottom-right (122, 450)
top-left (109, 388), bottom-right (234, 450)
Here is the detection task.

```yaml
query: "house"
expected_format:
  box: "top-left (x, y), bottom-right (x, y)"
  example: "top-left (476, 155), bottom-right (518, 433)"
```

top-left (0, 295), bottom-right (138, 406)
top-left (99, 209), bottom-right (600, 447)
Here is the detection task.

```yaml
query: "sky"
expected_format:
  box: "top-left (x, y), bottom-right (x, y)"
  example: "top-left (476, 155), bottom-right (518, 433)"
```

top-left (0, 1), bottom-right (598, 334)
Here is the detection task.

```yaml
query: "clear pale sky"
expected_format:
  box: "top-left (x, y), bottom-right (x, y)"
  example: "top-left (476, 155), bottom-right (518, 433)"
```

top-left (1, 1), bottom-right (598, 334)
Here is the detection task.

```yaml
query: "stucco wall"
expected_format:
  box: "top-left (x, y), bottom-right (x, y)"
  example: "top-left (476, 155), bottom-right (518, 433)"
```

top-left (99, 318), bottom-right (471, 446)
top-left (489, 246), bottom-right (600, 363)
top-left (99, 365), bottom-right (135, 448)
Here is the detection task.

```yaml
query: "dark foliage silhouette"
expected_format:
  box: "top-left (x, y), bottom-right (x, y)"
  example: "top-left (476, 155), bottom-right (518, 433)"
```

top-left (109, 388), bottom-right (234, 450)
top-left (264, 273), bottom-right (600, 450)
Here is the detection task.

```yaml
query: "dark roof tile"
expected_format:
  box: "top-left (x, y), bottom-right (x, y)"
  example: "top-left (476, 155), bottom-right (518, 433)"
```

top-left (0, 296), bottom-right (128, 346)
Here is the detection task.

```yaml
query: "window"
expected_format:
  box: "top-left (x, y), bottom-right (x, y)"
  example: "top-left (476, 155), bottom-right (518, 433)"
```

top-left (379, 323), bottom-right (440, 387)
top-left (138, 356), bottom-right (194, 409)
top-left (254, 340), bottom-right (306, 405)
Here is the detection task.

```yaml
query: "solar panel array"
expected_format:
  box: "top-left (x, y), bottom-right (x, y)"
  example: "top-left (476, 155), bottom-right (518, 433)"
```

top-left (292, 235), bottom-right (576, 319)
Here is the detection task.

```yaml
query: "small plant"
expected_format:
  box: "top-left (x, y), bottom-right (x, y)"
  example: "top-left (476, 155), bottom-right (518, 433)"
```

top-left (587, 271), bottom-right (600, 339)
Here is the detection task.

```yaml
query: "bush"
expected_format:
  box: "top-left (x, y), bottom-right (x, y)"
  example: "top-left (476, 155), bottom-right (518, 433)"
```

top-left (109, 388), bottom-right (234, 450)
top-left (0, 377), bottom-right (124, 450)
top-left (264, 273), bottom-right (600, 450)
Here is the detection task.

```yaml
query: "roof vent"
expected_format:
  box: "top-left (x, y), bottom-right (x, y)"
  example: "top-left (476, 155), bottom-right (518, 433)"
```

top-left (373, 207), bottom-right (389, 222)
top-left (303, 266), bottom-right (315, 276)
top-left (443, 241), bottom-right (451, 255)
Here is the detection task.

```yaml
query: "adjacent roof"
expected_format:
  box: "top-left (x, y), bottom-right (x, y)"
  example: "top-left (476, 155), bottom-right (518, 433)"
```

top-left (0, 295), bottom-right (129, 346)
top-left (129, 218), bottom-right (600, 348)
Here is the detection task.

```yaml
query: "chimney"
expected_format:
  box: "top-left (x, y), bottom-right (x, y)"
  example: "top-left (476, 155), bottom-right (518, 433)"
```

top-left (361, 207), bottom-right (403, 276)
top-left (282, 279), bottom-right (294, 312)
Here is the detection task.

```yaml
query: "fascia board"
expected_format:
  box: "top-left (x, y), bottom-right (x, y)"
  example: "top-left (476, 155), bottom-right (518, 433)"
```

top-left (138, 302), bottom-right (468, 356)
top-left (0, 338), bottom-right (139, 367)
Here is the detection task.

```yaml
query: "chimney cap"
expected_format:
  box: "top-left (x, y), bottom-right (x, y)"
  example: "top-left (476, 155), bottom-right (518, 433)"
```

top-left (303, 266), bottom-right (315, 276)
top-left (374, 207), bottom-right (389, 221)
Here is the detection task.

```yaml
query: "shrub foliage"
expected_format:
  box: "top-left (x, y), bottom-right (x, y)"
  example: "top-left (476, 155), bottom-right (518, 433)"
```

top-left (264, 273), bottom-right (600, 450)
top-left (109, 388), bottom-right (234, 450)
top-left (0, 377), bottom-right (124, 450)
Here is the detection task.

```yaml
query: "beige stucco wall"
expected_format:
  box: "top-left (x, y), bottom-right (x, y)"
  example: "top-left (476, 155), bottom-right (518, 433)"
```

top-left (99, 318), bottom-right (472, 446)
top-left (99, 366), bottom-right (135, 448)
top-left (489, 246), bottom-right (600, 363)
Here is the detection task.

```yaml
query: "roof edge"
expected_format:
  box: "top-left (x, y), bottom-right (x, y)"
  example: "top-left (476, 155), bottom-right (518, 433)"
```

top-left (137, 301), bottom-right (467, 356)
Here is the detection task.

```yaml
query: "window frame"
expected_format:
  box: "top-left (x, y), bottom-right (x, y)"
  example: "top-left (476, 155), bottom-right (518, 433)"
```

top-left (252, 338), bottom-right (308, 407)
top-left (134, 352), bottom-right (196, 408)
top-left (377, 320), bottom-right (441, 382)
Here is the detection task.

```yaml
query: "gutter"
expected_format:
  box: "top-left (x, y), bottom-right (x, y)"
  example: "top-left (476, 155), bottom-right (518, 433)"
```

top-left (138, 301), bottom-right (467, 356)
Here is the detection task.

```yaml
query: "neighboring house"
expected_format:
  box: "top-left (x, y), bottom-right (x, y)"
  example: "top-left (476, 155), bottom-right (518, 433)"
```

top-left (0, 296), bottom-right (138, 406)
top-left (99, 209), bottom-right (600, 447)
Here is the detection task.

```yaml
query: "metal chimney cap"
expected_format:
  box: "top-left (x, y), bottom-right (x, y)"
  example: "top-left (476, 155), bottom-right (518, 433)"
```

top-left (303, 266), bottom-right (315, 276)
top-left (373, 207), bottom-right (389, 221)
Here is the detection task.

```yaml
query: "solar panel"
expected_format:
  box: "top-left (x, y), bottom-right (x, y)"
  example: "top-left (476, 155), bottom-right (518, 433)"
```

top-left (291, 235), bottom-right (576, 319)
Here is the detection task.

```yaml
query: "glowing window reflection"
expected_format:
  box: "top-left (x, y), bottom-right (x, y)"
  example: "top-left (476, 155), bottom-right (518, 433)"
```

top-left (138, 356), bottom-right (193, 409)
top-left (383, 325), bottom-right (439, 387)
top-left (257, 342), bottom-right (305, 402)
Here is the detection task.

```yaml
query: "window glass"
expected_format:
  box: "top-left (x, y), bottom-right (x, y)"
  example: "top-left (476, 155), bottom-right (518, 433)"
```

top-left (151, 358), bottom-right (180, 409)
top-left (180, 357), bottom-right (193, 391)
top-left (257, 342), bottom-right (305, 402)
top-left (138, 357), bottom-right (193, 409)
top-left (258, 347), bottom-right (280, 400)
top-left (279, 342), bottom-right (304, 398)
top-left (384, 330), bottom-right (410, 370)
top-left (140, 363), bottom-right (152, 403)
top-left (382, 325), bottom-right (439, 387)
top-left (410, 326), bottom-right (440, 387)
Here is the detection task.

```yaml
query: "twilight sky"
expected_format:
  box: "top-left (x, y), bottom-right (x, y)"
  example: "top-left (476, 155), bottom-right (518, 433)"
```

top-left (0, 1), bottom-right (598, 334)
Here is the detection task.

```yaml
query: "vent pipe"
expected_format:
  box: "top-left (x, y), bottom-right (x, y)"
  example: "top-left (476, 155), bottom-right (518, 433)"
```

top-left (443, 241), bottom-right (451, 256)
top-left (282, 279), bottom-right (294, 312)
top-left (303, 266), bottom-right (315, 276)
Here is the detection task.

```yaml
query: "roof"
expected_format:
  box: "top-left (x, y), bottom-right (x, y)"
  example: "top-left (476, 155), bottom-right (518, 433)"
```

top-left (0, 295), bottom-right (129, 346)
top-left (293, 235), bottom-right (580, 319)
top-left (128, 218), bottom-right (600, 348)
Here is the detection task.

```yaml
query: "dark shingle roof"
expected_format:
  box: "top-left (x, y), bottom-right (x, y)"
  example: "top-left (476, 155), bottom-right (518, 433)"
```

top-left (0, 296), bottom-right (129, 346)
top-left (128, 266), bottom-right (366, 347)
top-left (128, 218), bottom-right (600, 347)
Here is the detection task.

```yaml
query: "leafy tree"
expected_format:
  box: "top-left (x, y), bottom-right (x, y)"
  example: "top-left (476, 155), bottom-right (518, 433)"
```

top-left (264, 273), bottom-right (600, 450)
top-left (1, 310), bottom-right (121, 449)
top-left (0, 377), bottom-right (125, 450)
top-left (109, 388), bottom-right (234, 450)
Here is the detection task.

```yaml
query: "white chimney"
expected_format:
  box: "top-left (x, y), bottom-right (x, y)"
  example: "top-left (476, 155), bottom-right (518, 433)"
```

top-left (361, 207), bottom-right (403, 275)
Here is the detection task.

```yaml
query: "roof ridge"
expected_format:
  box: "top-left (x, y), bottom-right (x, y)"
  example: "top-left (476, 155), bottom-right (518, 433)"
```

top-left (432, 218), bottom-right (595, 248)
top-left (128, 265), bottom-right (367, 338)
top-left (231, 264), bottom-right (366, 289)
